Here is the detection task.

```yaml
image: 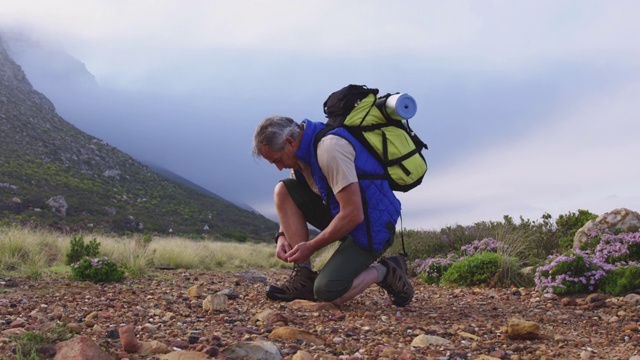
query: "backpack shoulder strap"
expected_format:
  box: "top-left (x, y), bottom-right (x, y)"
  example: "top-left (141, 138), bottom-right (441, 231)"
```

top-left (313, 125), bottom-right (334, 153)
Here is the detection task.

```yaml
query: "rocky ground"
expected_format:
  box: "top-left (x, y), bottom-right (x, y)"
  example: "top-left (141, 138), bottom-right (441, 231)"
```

top-left (1, 269), bottom-right (640, 360)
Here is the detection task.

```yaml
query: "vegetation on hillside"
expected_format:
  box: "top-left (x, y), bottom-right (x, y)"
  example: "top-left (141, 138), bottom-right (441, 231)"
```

top-left (0, 34), bottom-right (277, 241)
top-left (0, 156), bottom-right (276, 239)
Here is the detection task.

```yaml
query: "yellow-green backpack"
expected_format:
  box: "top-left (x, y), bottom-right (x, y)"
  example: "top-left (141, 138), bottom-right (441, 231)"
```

top-left (317, 84), bottom-right (428, 192)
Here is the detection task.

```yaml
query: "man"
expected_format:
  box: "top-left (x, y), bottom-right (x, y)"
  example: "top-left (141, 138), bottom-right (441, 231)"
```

top-left (252, 115), bottom-right (413, 307)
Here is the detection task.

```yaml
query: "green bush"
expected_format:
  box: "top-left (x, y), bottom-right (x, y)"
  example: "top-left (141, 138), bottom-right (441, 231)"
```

top-left (70, 256), bottom-right (125, 283)
top-left (556, 209), bottom-right (597, 251)
top-left (65, 236), bottom-right (100, 265)
top-left (441, 252), bottom-right (502, 286)
top-left (579, 233), bottom-right (603, 252)
top-left (600, 266), bottom-right (640, 296)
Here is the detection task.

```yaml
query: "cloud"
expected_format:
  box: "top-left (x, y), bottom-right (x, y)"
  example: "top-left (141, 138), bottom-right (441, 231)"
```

top-left (3, 1), bottom-right (640, 231)
top-left (398, 81), bottom-right (640, 229)
top-left (3, 1), bottom-right (640, 84)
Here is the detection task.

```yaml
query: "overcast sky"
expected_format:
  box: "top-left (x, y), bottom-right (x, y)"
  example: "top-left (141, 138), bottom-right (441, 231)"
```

top-left (1, 1), bottom-right (639, 230)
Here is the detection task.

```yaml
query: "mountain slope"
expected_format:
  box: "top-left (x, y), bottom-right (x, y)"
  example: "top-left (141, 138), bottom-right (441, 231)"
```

top-left (0, 35), bottom-right (276, 241)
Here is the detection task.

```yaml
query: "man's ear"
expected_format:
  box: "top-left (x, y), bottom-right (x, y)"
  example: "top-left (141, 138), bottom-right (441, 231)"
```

top-left (285, 136), bottom-right (295, 147)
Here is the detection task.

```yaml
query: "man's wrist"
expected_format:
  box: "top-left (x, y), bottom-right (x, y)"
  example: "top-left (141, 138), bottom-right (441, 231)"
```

top-left (274, 231), bottom-right (285, 244)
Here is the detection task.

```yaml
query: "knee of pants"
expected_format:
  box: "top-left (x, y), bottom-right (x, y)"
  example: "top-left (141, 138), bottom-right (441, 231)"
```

top-left (313, 271), bottom-right (351, 302)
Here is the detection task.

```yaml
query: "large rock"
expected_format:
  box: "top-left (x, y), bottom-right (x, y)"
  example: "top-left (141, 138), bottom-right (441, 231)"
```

top-left (54, 335), bottom-right (112, 360)
top-left (573, 208), bottom-right (640, 250)
top-left (46, 195), bottom-right (68, 217)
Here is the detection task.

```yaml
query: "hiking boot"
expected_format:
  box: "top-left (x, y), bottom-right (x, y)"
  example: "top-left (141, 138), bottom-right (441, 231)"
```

top-left (266, 264), bottom-right (317, 301)
top-left (378, 255), bottom-right (414, 307)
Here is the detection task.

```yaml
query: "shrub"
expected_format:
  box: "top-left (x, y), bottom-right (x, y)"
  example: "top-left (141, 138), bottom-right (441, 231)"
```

top-left (592, 231), bottom-right (640, 266)
top-left (414, 255), bottom-right (457, 285)
top-left (600, 266), bottom-right (640, 296)
top-left (556, 209), bottom-right (597, 251)
top-left (70, 256), bottom-right (125, 283)
top-left (536, 230), bottom-right (640, 295)
top-left (460, 237), bottom-right (505, 256)
top-left (534, 251), bottom-right (609, 295)
top-left (441, 252), bottom-right (502, 286)
top-left (413, 237), bottom-right (525, 286)
top-left (65, 236), bottom-right (100, 265)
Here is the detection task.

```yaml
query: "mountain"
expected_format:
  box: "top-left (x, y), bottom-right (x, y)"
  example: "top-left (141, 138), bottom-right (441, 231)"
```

top-left (0, 30), bottom-right (282, 210)
top-left (145, 163), bottom-right (259, 212)
top-left (0, 35), bottom-right (277, 241)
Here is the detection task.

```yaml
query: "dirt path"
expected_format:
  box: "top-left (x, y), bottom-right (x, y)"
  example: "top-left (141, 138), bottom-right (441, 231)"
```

top-left (1, 269), bottom-right (639, 359)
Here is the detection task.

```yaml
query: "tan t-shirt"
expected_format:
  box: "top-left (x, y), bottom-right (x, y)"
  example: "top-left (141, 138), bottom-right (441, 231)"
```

top-left (295, 135), bottom-right (358, 196)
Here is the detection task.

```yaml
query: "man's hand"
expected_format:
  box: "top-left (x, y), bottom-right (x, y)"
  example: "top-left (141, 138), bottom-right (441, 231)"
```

top-left (275, 237), bottom-right (292, 262)
top-left (285, 241), bottom-right (316, 263)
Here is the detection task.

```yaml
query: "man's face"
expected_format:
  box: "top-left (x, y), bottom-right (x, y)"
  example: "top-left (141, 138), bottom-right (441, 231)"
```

top-left (261, 137), bottom-right (299, 171)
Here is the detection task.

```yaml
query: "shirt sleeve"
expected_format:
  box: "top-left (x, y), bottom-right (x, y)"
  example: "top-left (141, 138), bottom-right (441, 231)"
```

top-left (316, 135), bottom-right (358, 194)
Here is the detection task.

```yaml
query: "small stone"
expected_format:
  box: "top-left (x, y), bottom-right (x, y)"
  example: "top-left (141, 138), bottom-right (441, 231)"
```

top-left (624, 293), bottom-right (640, 304)
top-left (137, 340), bottom-right (170, 355)
top-left (185, 335), bottom-right (198, 344)
top-left (507, 318), bottom-right (540, 340)
top-left (202, 293), bottom-right (228, 312)
top-left (142, 323), bottom-right (158, 333)
top-left (410, 334), bottom-right (450, 347)
top-left (106, 328), bottom-right (119, 339)
top-left (118, 324), bottom-right (140, 353)
top-left (292, 350), bottom-right (314, 360)
top-left (66, 323), bottom-right (82, 333)
top-left (169, 339), bottom-right (190, 349)
top-left (187, 283), bottom-right (204, 298)
top-left (9, 319), bottom-right (25, 328)
top-left (560, 297), bottom-right (576, 306)
top-left (268, 326), bottom-right (324, 345)
top-left (84, 319), bottom-right (96, 327)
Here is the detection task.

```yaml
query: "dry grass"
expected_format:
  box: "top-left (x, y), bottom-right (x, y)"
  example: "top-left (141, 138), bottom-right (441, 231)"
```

top-left (0, 226), bottom-right (339, 279)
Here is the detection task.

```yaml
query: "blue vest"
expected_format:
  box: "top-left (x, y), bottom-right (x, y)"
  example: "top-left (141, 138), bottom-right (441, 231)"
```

top-left (295, 119), bottom-right (401, 252)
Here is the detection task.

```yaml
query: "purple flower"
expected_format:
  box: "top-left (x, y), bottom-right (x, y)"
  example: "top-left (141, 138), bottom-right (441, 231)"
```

top-left (460, 238), bottom-right (505, 256)
top-left (535, 229), bottom-right (640, 294)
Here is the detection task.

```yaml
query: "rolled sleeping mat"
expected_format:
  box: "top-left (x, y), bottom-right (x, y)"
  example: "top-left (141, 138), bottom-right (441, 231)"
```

top-left (385, 93), bottom-right (417, 120)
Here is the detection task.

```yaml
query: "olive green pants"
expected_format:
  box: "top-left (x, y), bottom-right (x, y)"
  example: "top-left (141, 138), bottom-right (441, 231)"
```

top-left (281, 178), bottom-right (391, 301)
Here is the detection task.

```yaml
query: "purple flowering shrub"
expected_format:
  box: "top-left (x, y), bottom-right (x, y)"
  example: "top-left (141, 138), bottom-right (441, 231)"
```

top-left (413, 254), bottom-right (458, 284)
top-left (592, 231), bottom-right (640, 266)
top-left (460, 238), bottom-right (506, 256)
top-left (535, 230), bottom-right (640, 295)
top-left (413, 238), bottom-right (507, 285)
top-left (534, 251), bottom-right (608, 295)
top-left (71, 256), bottom-right (125, 283)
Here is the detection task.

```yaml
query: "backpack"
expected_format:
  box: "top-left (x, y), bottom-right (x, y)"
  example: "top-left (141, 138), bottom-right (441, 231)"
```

top-left (316, 84), bottom-right (428, 192)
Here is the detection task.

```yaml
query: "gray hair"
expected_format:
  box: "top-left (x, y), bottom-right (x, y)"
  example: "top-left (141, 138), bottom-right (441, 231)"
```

top-left (252, 116), bottom-right (301, 158)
